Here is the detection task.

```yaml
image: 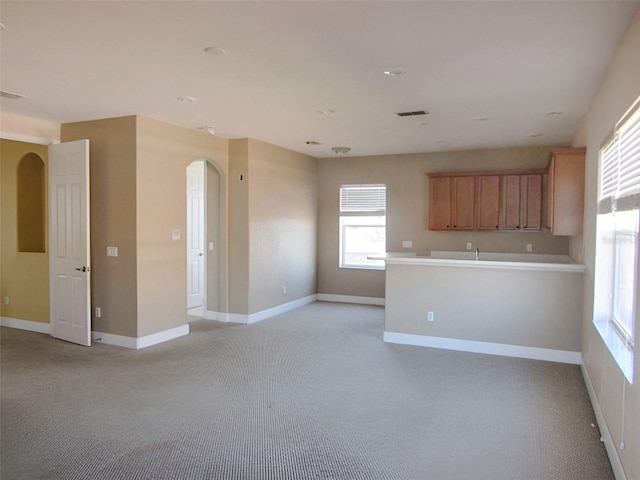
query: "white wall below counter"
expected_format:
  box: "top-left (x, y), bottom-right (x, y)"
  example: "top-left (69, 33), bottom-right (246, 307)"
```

top-left (383, 259), bottom-right (584, 364)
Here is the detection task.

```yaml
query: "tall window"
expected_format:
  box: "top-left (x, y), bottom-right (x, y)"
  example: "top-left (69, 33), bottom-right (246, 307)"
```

top-left (594, 96), bottom-right (640, 383)
top-left (339, 184), bottom-right (386, 269)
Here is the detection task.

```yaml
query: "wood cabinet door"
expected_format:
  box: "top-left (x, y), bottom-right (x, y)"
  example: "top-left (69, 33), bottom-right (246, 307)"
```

top-left (501, 175), bottom-right (522, 230)
top-left (429, 176), bottom-right (452, 230)
top-left (476, 175), bottom-right (500, 230)
top-left (451, 176), bottom-right (475, 230)
top-left (521, 174), bottom-right (542, 231)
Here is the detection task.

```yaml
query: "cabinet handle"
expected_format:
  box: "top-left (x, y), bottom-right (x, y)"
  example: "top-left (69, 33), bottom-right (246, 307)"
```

top-left (453, 225), bottom-right (457, 228)
top-left (495, 225), bottom-right (499, 229)
top-left (446, 225), bottom-right (450, 228)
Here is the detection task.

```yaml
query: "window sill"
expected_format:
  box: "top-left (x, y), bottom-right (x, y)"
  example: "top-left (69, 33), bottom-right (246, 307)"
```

top-left (594, 318), bottom-right (634, 383)
top-left (339, 265), bottom-right (385, 271)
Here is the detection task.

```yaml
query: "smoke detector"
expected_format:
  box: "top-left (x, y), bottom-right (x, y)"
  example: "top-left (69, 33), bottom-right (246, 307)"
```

top-left (198, 126), bottom-right (216, 135)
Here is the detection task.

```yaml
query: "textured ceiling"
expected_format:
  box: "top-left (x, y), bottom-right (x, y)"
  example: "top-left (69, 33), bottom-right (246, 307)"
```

top-left (1, 1), bottom-right (638, 158)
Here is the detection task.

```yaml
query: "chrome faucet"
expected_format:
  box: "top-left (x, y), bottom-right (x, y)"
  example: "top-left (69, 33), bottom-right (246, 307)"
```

top-left (475, 248), bottom-right (480, 261)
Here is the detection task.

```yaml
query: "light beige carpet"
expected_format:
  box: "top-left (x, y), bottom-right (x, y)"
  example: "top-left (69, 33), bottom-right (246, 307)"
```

top-left (1, 302), bottom-right (613, 479)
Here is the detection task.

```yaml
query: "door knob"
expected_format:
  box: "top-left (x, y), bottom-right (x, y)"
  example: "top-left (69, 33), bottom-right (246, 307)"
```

top-left (198, 253), bottom-right (204, 257)
top-left (75, 266), bottom-right (87, 272)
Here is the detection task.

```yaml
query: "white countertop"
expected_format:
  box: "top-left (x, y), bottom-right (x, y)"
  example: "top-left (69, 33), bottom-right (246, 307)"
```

top-left (368, 252), bottom-right (585, 273)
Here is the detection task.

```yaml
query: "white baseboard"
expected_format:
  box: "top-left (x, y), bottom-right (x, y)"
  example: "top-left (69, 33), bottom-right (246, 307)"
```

top-left (1, 316), bottom-right (51, 334)
top-left (581, 362), bottom-right (627, 480)
top-left (92, 324), bottom-right (190, 349)
top-left (317, 293), bottom-right (385, 306)
top-left (204, 295), bottom-right (318, 325)
top-left (383, 331), bottom-right (583, 365)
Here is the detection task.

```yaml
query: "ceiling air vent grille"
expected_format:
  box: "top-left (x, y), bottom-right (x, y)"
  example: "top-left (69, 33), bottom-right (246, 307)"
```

top-left (0, 90), bottom-right (26, 100)
top-left (396, 110), bottom-right (428, 117)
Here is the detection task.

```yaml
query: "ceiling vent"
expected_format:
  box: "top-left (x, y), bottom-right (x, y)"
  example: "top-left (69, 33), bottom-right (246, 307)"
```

top-left (396, 110), bottom-right (428, 117)
top-left (0, 90), bottom-right (26, 100)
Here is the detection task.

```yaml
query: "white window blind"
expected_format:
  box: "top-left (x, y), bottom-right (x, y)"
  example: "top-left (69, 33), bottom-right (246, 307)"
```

top-left (599, 107), bottom-right (640, 213)
top-left (340, 185), bottom-right (386, 213)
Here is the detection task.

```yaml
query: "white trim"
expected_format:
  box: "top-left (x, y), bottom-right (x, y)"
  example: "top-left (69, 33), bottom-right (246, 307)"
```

top-left (247, 294), bottom-right (317, 324)
top-left (203, 295), bottom-right (318, 325)
top-left (91, 331), bottom-right (137, 349)
top-left (1, 317), bottom-right (51, 334)
top-left (92, 324), bottom-right (189, 349)
top-left (383, 331), bottom-right (582, 364)
top-left (317, 293), bottom-right (385, 306)
top-left (0, 131), bottom-right (59, 145)
top-left (581, 362), bottom-right (627, 480)
top-left (136, 324), bottom-right (189, 349)
top-left (383, 256), bottom-right (585, 273)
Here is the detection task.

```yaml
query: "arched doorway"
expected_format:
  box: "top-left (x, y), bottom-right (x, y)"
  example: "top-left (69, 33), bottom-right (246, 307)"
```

top-left (186, 159), bottom-right (226, 318)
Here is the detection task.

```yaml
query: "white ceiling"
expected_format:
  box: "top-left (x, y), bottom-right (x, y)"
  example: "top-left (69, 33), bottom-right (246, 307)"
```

top-left (1, 1), bottom-right (638, 158)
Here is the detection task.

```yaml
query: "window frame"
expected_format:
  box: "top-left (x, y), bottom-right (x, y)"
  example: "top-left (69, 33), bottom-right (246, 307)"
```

top-left (338, 184), bottom-right (386, 270)
top-left (593, 96), bottom-right (640, 384)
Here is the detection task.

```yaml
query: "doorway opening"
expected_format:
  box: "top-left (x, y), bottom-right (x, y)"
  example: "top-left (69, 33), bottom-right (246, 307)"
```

top-left (186, 159), bottom-right (226, 319)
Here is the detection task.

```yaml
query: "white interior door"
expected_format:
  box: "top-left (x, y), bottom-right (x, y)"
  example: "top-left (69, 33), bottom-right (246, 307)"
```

top-left (187, 161), bottom-right (205, 309)
top-left (48, 140), bottom-right (91, 346)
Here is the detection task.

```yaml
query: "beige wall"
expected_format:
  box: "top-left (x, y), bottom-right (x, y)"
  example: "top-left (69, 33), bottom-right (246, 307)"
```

top-left (573, 9), bottom-right (640, 480)
top-left (228, 139), bottom-right (250, 314)
top-left (318, 147), bottom-right (570, 298)
top-left (228, 139), bottom-right (318, 315)
top-left (62, 116), bottom-right (139, 337)
top-left (1, 112), bottom-right (60, 142)
top-left (246, 139), bottom-right (318, 314)
top-left (385, 263), bottom-right (583, 352)
top-left (0, 139), bottom-right (50, 322)
top-left (135, 116), bottom-right (228, 336)
top-left (62, 115), bottom-right (229, 338)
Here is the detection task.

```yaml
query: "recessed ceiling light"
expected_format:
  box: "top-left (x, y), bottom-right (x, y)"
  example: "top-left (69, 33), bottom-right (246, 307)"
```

top-left (473, 117), bottom-right (489, 122)
top-left (528, 133), bottom-right (543, 138)
top-left (178, 96), bottom-right (198, 103)
top-left (331, 146), bottom-right (351, 156)
top-left (317, 109), bottom-right (335, 115)
top-left (545, 111), bottom-right (563, 116)
top-left (384, 68), bottom-right (407, 76)
top-left (204, 46), bottom-right (226, 56)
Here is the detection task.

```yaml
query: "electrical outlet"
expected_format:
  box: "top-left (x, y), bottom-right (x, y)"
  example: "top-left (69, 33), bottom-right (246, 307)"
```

top-left (95, 307), bottom-right (101, 318)
top-left (3, 296), bottom-right (9, 305)
top-left (283, 286), bottom-right (287, 294)
top-left (427, 311), bottom-right (435, 322)
top-left (466, 242), bottom-right (472, 250)
top-left (402, 240), bottom-right (413, 248)
top-left (526, 244), bottom-right (533, 252)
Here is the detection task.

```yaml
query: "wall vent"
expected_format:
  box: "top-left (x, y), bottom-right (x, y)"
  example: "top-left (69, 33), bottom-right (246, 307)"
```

top-left (0, 90), bottom-right (26, 100)
top-left (396, 110), bottom-right (428, 117)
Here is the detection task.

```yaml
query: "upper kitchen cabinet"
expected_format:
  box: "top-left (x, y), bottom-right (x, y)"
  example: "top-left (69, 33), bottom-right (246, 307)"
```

top-left (546, 148), bottom-right (586, 235)
top-left (428, 175), bottom-right (475, 230)
top-left (476, 175), bottom-right (500, 231)
top-left (501, 174), bottom-right (542, 232)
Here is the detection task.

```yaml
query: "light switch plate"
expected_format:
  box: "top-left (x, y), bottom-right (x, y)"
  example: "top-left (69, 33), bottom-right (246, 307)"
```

top-left (106, 246), bottom-right (118, 257)
top-left (172, 229), bottom-right (181, 241)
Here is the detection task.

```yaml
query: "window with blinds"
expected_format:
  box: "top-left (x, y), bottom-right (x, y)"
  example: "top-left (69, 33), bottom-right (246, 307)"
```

top-left (340, 185), bottom-right (386, 214)
top-left (339, 185), bottom-right (386, 269)
top-left (594, 96), bottom-right (640, 384)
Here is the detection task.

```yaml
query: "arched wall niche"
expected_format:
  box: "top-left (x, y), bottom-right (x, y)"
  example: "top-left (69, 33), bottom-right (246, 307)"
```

top-left (17, 153), bottom-right (46, 253)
